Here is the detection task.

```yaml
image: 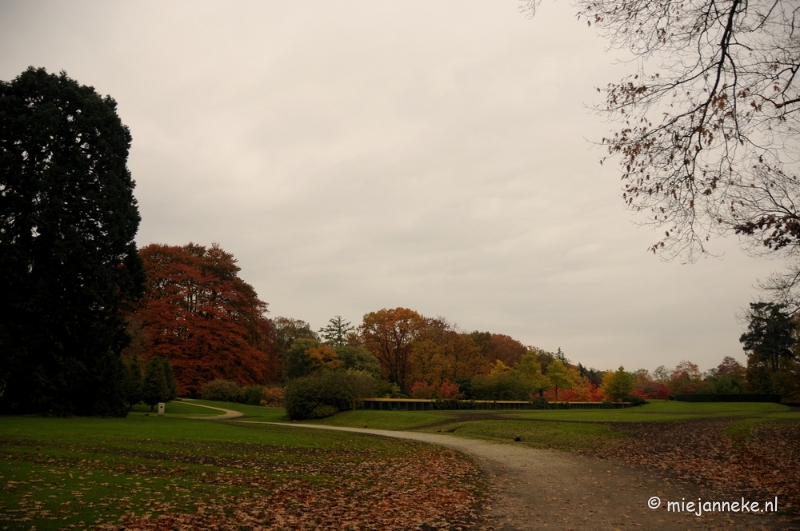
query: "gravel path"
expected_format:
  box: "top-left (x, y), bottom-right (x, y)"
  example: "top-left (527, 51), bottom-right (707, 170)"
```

top-left (180, 399), bottom-right (244, 420)
top-left (258, 422), bottom-right (798, 531)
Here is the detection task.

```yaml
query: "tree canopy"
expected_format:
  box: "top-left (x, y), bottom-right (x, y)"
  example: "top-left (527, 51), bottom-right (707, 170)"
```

top-left (523, 0), bottom-right (800, 303)
top-left (0, 67), bottom-right (144, 416)
top-left (740, 302), bottom-right (797, 372)
top-left (131, 243), bottom-right (278, 395)
top-left (359, 307), bottom-right (427, 387)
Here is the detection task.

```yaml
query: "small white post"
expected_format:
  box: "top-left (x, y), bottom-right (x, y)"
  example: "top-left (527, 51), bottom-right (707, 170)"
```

top-left (157, 402), bottom-right (165, 416)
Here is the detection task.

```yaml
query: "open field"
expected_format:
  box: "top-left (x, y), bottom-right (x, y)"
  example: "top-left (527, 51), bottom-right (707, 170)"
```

top-left (302, 400), bottom-right (798, 452)
top-left (0, 401), bottom-right (484, 530)
top-left (2, 400), bottom-right (798, 529)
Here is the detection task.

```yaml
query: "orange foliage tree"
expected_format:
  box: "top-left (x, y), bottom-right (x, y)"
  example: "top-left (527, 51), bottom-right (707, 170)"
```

top-left (471, 332), bottom-right (528, 367)
top-left (130, 243), bottom-right (278, 395)
top-left (410, 319), bottom-right (489, 387)
top-left (359, 308), bottom-right (426, 388)
top-left (669, 360), bottom-right (710, 395)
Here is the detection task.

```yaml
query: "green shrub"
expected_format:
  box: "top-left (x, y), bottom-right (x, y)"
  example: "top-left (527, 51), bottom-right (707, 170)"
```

top-left (531, 397), bottom-right (550, 409)
top-left (237, 385), bottom-right (264, 405)
top-left (624, 394), bottom-right (648, 406)
top-left (471, 373), bottom-right (532, 401)
top-left (344, 370), bottom-right (376, 399)
top-left (374, 379), bottom-right (405, 398)
top-left (455, 377), bottom-right (474, 400)
top-left (335, 346), bottom-right (382, 379)
top-left (201, 380), bottom-right (240, 402)
top-left (284, 372), bottom-right (374, 420)
top-left (312, 405), bottom-right (339, 418)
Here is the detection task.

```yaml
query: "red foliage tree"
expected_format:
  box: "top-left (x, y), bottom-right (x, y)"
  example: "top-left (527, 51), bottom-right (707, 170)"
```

top-left (130, 243), bottom-right (278, 395)
top-left (669, 360), bottom-right (710, 395)
top-left (471, 333), bottom-right (528, 367)
top-left (437, 381), bottom-right (462, 399)
top-left (410, 381), bottom-right (436, 399)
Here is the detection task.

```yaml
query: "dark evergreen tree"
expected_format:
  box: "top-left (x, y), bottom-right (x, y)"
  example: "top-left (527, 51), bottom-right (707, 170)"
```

top-left (740, 302), bottom-right (797, 372)
top-left (0, 67), bottom-right (144, 416)
top-left (161, 357), bottom-right (178, 401)
top-left (319, 316), bottom-right (355, 347)
top-left (142, 357), bottom-right (169, 411)
top-left (122, 355), bottom-right (144, 409)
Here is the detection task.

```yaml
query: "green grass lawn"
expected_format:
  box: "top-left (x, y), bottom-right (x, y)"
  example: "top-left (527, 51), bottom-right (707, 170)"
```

top-left (0, 406), bottom-right (482, 530)
top-left (3, 400), bottom-right (794, 528)
top-left (425, 419), bottom-right (624, 451)
top-left (305, 409), bottom-right (457, 430)
top-left (296, 400), bottom-right (798, 452)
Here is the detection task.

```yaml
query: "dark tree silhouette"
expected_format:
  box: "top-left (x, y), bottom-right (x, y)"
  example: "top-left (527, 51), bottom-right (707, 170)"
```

top-left (0, 67), bottom-right (144, 416)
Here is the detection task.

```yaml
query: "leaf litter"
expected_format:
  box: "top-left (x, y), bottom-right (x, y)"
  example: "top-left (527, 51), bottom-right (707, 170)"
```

top-left (1, 433), bottom-right (486, 530)
top-left (593, 419), bottom-right (800, 514)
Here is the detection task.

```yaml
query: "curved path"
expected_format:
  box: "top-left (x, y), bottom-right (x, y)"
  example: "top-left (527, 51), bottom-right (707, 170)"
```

top-left (180, 399), bottom-right (244, 420)
top-left (248, 422), bottom-right (795, 531)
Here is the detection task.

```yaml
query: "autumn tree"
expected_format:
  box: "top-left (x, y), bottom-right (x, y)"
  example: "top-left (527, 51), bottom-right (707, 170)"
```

top-left (530, 346), bottom-right (556, 374)
top-left (601, 367), bottom-right (634, 402)
top-left (701, 356), bottom-right (747, 394)
top-left (283, 338), bottom-right (343, 380)
top-left (130, 243), bottom-right (278, 395)
top-left (471, 332), bottom-right (528, 367)
top-left (513, 352), bottom-right (550, 397)
top-left (274, 317), bottom-right (318, 349)
top-left (546, 360), bottom-right (575, 401)
top-left (360, 308), bottom-right (427, 388)
top-left (0, 68), bottom-right (145, 416)
top-left (669, 360), bottom-right (708, 394)
top-left (472, 360), bottom-right (532, 400)
top-left (652, 365), bottom-right (670, 383)
top-left (561, 376), bottom-right (599, 402)
top-left (411, 319), bottom-right (488, 387)
top-left (631, 369), bottom-right (670, 399)
top-left (716, 356), bottom-right (747, 381)
top-left (409, 338), bottom-right (449, 388)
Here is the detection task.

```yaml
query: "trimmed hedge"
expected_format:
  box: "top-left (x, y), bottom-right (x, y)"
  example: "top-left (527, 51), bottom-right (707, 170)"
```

top-left (674, 393), bottom-right (781, 403)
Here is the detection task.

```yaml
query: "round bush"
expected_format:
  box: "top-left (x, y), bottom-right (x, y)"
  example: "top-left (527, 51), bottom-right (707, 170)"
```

top-left (201, 380), bottom-right (240, 402)
top-left (284, 372), bottom-right (373, 420)
top-left (237, 385), bottom-right (264, 405)
top-left (531, 397), bottom-right (550, 409)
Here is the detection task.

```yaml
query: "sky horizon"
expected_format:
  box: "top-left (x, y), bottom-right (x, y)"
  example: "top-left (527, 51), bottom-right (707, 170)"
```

top-left (1, 1), bottom-right (779, 373)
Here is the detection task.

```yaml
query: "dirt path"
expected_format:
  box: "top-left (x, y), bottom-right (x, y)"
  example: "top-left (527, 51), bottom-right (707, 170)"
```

top-left (180, 399), bottom-right (244, 420)
top-left (257, 422), bottom-right (798, 531)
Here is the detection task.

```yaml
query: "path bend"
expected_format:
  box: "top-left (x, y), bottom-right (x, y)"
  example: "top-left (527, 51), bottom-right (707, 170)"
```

top-left (243, 421), bottom-right (795, 531)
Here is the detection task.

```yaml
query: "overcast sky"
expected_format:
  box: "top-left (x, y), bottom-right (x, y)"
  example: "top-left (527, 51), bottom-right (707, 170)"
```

top-left (1, 1), bottom-right (779, 372)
